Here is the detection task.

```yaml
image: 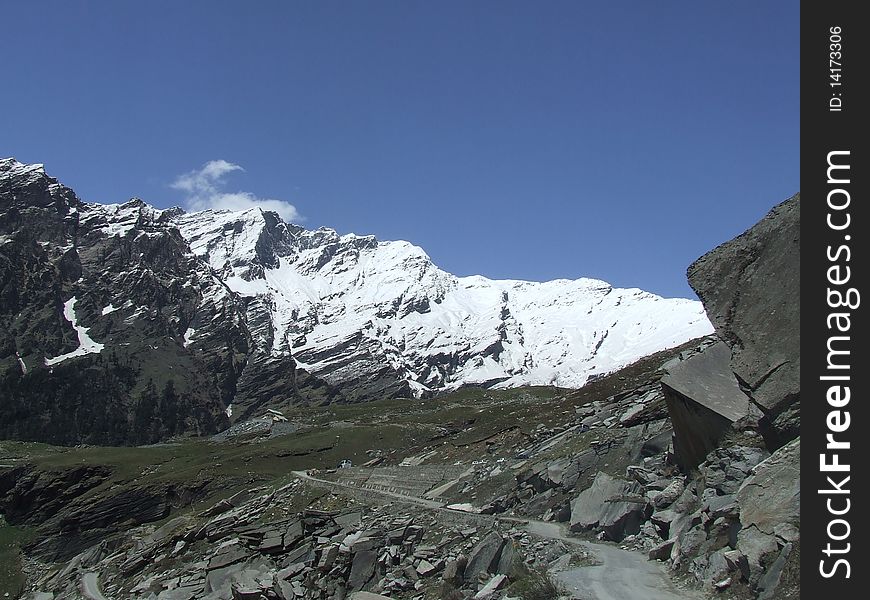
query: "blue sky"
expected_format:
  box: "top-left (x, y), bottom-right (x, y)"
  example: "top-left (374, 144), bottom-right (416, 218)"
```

top-left (0, 1), bottom-right (798, 298)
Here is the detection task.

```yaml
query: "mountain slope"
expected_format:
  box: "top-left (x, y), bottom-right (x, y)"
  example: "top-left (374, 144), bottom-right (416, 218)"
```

top-left (0, 158), bottom-right (713, 444)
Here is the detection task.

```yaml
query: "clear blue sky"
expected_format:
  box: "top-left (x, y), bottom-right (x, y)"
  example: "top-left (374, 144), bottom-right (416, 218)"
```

top-left (1, 1), bottom-right (798, 298)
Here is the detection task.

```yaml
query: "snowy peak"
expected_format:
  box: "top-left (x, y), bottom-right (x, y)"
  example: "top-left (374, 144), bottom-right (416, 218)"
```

top-left (0, 157), bottom-right (79, 216)
top-left (168, 205), bottom-right (713, 396)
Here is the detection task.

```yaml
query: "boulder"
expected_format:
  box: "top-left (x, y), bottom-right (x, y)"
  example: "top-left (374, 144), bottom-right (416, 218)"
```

top-left (442, 554), bottom-right (467, 586)
top-left (687, 194), bottom-right (800, 443)
top-left (736, 526), bottom-right (780, 585)
top-left (702, 549), bottom-right (733, 588)
top-left (348, 549), bottom-right (378, 591)
top-left (648, 479), bottom-right (684, 509)
top-left (661, 343), bottom-right (753, 470)
top-left (648, 538), bottom-right (676, 561)
top-left (495, 540), bottom-right (518, 575)
top-left (569, 472), bottom-right (649, 541)
top-left (464, 531), bottom-right (505, 582)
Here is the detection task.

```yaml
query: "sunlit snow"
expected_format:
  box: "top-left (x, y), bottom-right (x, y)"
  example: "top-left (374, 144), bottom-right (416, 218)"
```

top-left (44, 297), bottom-right (105, 365)
top-left (171, 207), bottom-right (714, 395)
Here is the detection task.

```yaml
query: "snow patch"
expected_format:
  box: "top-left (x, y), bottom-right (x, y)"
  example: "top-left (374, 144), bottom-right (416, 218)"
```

top-left (44, 297), bottom-right (105, 365)
top-left (446, 503), bottom-right (480, 513)
top-left (183, 327), bottom-right (196, 348)
top-left (16, 352), bottom-right (27, 375)
top-left (101, 304), bottom-right (119, 315)
top-left (225, 404), bottom-right (233, 418)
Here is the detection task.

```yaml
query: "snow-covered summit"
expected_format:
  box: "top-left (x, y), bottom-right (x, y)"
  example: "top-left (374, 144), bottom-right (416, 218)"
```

top-left (167, 205), bottom-right (714, 395)
top-left (1, 156), bottom-right (713, 402)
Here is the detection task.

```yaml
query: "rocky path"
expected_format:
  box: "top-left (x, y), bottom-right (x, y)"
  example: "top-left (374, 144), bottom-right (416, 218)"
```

top-left (291, 470), bottom-right (445, 509)
top-left (293, 470), bottom-right (705, 600)
top-left (524, 522), bottom-right (702, 600)
top-left (80, 572), bottom-right (108, 600)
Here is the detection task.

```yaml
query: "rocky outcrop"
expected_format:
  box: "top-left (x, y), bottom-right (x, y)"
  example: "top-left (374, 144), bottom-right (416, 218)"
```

top-left (0, 464), bottom-right (111, 525)
top-left (647, 193), bottom-right (801, 598)
top-left (0, 159), bottom-right (340, 445)
top-left (687, 194), bottom-right (800, 445)
top-left (0, 462), bottom-right (215, 562)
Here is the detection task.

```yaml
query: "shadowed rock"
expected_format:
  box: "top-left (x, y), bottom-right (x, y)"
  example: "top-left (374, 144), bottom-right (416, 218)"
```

top-left (464, 531), bottom-right (505, 583)
top-left (661, 342), bottom-right (753, 470)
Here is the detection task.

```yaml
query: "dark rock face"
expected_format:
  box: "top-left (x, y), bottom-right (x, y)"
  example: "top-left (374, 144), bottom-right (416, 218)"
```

top-left (0, 159), bottom-right (338, 445)
top-left (0, 464), bottom-right (111, 525)
top-left (0, 462), bottom-right (213, 562)
top-left (645, 193), bottom-right (801, 598)
top-left (687, 194), bottom-right (800, 444)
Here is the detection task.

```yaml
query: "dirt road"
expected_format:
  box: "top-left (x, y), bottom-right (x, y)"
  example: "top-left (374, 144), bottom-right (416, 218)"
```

top-left (81, 572), bottom-right (108, 600)
top-left (525, 521), bottom-right (702, 600)
top-left (294, 470), bottom-right (704, 600)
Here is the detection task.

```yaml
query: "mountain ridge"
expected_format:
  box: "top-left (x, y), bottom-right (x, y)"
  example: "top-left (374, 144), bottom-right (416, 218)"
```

top-left (0, 157), bottom-right (713, 444)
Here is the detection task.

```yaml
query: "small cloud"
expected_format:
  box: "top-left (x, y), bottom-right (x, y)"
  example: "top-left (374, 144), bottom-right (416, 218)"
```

top-left (171, 160), bottom-right (302, 222)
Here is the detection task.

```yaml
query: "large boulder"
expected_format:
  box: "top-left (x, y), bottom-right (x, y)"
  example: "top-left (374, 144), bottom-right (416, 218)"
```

top-left (687, 194), bottom-right (800, 444)
top-left (661, 342), bottom-right (754, 470)
top-left (464, 531), bottom-right (505, 582)
top-left (569, 472), bottom-right (650, 541)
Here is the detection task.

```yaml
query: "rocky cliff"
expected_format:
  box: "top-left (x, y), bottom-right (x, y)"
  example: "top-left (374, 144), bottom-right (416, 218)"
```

top-left (0, 159), bottom-right (336, 445)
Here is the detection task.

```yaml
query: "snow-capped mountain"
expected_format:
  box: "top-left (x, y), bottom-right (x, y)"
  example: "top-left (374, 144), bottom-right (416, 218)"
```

top-left (0, 158), bottom-right (712, 445)
top-left (173, 206), bottom-right (713, 398)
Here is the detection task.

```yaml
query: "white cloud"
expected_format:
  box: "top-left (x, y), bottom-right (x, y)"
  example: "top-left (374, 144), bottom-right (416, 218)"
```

top-left (171, 160), bottom-right (302, 223)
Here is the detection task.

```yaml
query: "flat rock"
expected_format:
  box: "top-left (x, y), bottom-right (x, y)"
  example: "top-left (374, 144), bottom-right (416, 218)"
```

top-left (416, 559), bottom-right (437, 577)
top-left (736, 438), bottom-right (800, 536)
top-left (207, 545), bottom-right (250, 571)
top-left (662, 343), bottom-right (753, 470)
top-left (474, 574), bottom-right (508, 599)
top-left (348, 549), bottom-right (378, 591)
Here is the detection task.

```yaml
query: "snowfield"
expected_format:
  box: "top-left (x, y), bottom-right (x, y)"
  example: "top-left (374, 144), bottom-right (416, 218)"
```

top-left (171, 207), bottom-right (713, 394)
